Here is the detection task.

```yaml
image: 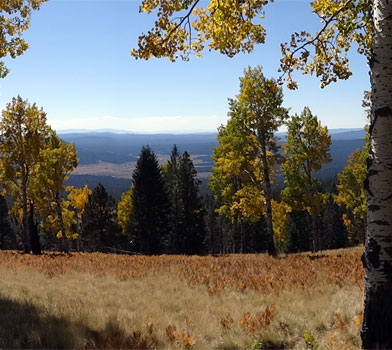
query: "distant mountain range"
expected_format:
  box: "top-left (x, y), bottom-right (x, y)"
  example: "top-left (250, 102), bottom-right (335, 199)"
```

top-left (62, 129), bottom-right (366, 199)
top-left (58, 128), bottom-right (363, 135)
top-left (58, 129), bottom-right (219, 135)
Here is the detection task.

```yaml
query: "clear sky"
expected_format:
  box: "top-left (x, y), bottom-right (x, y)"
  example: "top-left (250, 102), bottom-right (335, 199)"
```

top-left (0, 0), bottom-right (370, 133)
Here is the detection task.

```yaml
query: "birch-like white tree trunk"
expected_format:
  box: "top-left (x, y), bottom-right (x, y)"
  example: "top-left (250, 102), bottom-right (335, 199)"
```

top-left (361, 1), bottom-right (392, 348)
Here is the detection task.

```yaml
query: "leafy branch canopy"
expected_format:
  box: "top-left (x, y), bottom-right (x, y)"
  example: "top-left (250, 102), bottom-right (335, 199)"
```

top-left (132, 0), bottom-right (373, 88)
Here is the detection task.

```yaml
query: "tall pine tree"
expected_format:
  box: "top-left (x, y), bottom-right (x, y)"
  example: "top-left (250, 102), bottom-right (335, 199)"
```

top-left (164, 147), bottom-right (205, 254)
top-left (163, 145), bottom-right (181, 252)
top-left (178, 151), bottom-right (205, 254)
top-left (129, 146), bottom-right (170, 255)
top-left (81, 183), bottom-right (119, 252)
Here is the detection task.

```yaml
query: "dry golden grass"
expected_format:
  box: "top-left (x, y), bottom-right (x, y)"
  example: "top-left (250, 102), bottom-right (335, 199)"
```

top-left (0, 248), bottom-right (364, 349)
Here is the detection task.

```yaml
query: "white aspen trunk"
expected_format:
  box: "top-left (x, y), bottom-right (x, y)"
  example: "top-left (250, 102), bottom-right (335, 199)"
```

top-left (361, 1), bottom-right (392, 348)
top-left (21, 169), bottom-right (30, 253)
top-left (309, 197), bottom-right (318, 253)
top-left (56, 192), bottom-right (69, 253)
top-left (261, 145), bottom-right (277, 256)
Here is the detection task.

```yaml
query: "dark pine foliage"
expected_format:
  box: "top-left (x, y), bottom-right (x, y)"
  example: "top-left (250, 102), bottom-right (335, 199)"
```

top-left (129, 146), bottom-right (171, 255)
top-left (202, 194), bottom-right (267, 254)
top-left (81, 183), bottom-right (120, 252)
top-left (164, 146), bottom-right (206, 254)
top-left (286, 210), bottom-right (311, 253)
top-left (164, 145), bottom-right (181, 253)
top-left (29, 203), bottom-right (41, 255)
top-left (320, 195), bottom-right (348, 250)
top-left (176, 150), bottom-right (205, 254)
top-left (0, 195), bottom-right (14, 250)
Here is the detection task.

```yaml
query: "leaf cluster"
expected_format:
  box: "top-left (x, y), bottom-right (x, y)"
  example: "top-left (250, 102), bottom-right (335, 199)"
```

top-left (131, 0), bottom-right (269, 61)
top-left (132, 0), bottom-right (372, 89)
top-left (279, 0), bottom-right (373, 88)
top-left (0, 0), bottom-right (47, 77)
top-left (335, 142), bottom-right (368, 243)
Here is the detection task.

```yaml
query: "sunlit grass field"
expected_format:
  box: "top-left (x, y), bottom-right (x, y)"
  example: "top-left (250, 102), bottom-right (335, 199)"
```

top-left (0, 247), bottom-right (364, 349)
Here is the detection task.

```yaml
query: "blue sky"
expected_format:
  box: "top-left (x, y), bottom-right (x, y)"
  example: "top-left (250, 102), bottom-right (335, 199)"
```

top-left (0, 0), bottom-right (370, 133)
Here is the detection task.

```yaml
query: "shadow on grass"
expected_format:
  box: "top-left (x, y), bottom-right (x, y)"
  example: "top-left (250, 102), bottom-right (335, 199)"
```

top-left (0, 296), bottom-right (95, 349)
top-left (0, 297), bottom-right (156, 349)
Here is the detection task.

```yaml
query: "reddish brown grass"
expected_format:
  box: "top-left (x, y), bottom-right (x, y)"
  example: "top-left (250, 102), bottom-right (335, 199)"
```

top-left (0, 250), bottom-right (363, 294)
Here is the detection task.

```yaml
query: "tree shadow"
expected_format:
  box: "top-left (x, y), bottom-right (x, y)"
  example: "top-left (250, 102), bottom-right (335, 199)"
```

top-left (306, 254), bottom-right (330, 260)
top-left (0, 296), bottom-right (157, 349)
top-left (0, 296), bottom-right (95, 349)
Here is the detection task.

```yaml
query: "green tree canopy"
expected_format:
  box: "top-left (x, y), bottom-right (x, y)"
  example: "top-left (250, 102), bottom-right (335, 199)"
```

top-left (281, 107), bottom-right (331, 252)
top-left (335, 138), bottom-right (369, 245)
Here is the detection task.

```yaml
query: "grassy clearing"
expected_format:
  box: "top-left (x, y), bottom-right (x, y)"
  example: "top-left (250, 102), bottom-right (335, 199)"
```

top-left (0, 248), bottom-right (364, 349)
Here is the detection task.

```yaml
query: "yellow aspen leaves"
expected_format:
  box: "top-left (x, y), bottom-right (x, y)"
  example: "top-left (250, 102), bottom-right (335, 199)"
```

top-left (117, 185), bottom-right (134, 235)
top-left (133, 0), bottom-right (372, 89)
top-left (272, 200), bottom-right (292, 252)
top-left (0, 0), bottom-right (48, 77)
top-left (132, 0), bottom-right (269, 61)
top-left (335, 141), bottom-right (368, 244)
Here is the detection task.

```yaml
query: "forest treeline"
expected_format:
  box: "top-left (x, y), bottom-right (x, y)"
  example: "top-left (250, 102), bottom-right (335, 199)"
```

top-left (0, 68), bottom-right (367, 255)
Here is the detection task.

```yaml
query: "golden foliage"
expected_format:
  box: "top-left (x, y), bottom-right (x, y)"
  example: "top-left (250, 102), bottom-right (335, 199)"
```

top-left (117, 185), bottom-right (134, 235)
top-left (165, 319), bottom-right (196, 349)
top-left (272, 200), bottom-right (292, 252)
top-left (239, 305), bottom-right (275, 334)
top-left (145, 316), bottom-right (154, 334)
top-left (220, 314), bottom-right (234, 330)
top-left (0, 0), bottom-right (48, 77)
top-left (335, 313), bottom-right (346, 330)
top-left (335, 144), bottom-right (368, 244)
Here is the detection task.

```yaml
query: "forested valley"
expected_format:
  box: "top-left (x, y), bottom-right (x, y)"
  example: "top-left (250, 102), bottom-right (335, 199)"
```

top-left (0, 70), bottom-right (367, 256)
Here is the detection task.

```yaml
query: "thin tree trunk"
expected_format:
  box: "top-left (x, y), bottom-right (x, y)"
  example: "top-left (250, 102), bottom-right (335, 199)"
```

top-left (210, 210), bottom-right (216, 255)
top-left (233, 218), bottom-right (241, 253)
top-left (29, 202), bottom-right (41, 255)
top-left (309, 197), bottom-right (318, 253)
top-left (220, 216), bottom-right (224, 254)
top-left (261, 146), bottom-right (277, 256)
top-left (21, 172), bottom-right (30, 253)
top-left (361, 2), bottom-right (392, 349)
top-left (56, 192), bottom-right (68, 253)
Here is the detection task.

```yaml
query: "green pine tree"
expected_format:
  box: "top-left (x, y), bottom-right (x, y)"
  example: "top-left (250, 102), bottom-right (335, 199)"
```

top-left (0, 195), bottom-right (14, 250)
top-left (81, 183), bottom-right (119, 252)
top-left (129, 146), bottom-right (171, 255)
top-left (177, 151), bottom-right (205, 254)
top-left (164, 146), bottom-right (205, 254)
top-left (163, 145), bottom-right (181, 253)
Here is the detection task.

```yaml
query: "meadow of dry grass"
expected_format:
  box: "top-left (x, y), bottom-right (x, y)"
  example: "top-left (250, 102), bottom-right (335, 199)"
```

top-left (0, 248), bottom-right (364, 349)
